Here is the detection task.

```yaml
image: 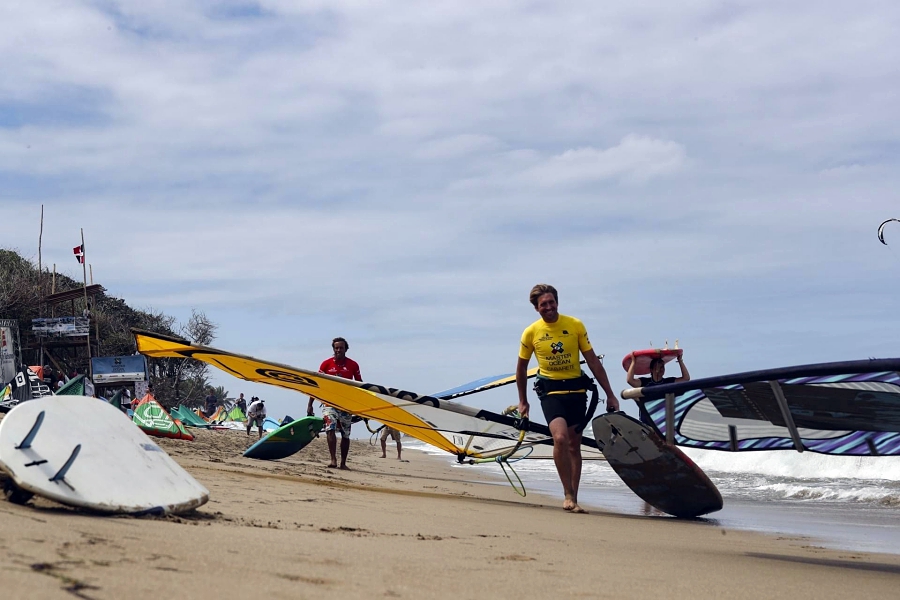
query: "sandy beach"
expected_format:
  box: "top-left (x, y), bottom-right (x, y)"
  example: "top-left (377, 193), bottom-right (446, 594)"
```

top-left (2, 427), bottom-right (900, 600)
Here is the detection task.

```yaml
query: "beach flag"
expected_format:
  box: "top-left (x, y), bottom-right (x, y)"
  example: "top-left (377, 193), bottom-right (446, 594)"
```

top-left (73, 244), bottom-right (85, 264)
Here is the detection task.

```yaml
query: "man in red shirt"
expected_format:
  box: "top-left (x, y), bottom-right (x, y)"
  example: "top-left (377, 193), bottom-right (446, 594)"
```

top-left (307, 337), bottom-right (362, 469)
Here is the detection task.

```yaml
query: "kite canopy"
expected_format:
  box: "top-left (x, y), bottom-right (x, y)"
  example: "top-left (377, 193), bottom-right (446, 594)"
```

top-left (878, 218), bottom-right (899, 245)
top-left (621, 358), bottom-right (900, 456)
top-left (172, 405), bottom-right (211, 428)
top-left (225, 405), bottom-right (246, 422)
top-left (131, 329), bottom-right (604, 461)
top-left (55, 375), bottom-right (85, 396)
top-left (132, 394), bottom-right (194, 441)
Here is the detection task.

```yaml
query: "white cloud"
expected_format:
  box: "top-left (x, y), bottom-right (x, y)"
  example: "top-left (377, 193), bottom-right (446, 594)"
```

top-left (1, 1), bottom-right (899, 420)
top-left (521, 135), bottom-right (687, 186)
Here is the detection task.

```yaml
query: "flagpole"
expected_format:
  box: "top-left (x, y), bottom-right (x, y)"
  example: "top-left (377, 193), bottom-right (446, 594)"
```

top-left (38, 204), bottom-right (43, 296)
top-left (81, 228), bottom-right (92, 378)
top-left (38, 204), bottom-right (44, 377)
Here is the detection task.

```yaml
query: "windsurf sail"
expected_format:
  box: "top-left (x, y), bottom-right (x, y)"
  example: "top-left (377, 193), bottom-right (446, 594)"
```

top-left (132, 329), bottom-right (604, 461)
top-left (431, 367), bottom-right (538, 399)
top-left (621, 358), bottom-right (900, 456)
top-left (433, 360), bottom-right (589, 399)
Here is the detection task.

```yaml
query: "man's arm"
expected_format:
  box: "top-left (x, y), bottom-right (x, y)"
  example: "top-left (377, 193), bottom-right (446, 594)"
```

top-left (515, 357), bottom-right (530, 418)
top-left (674, 356), bottom-right (690, 383)
top-left (583, 348), bottom-right (619, 412)
top-left (625, 352), bottom-right (641, 388)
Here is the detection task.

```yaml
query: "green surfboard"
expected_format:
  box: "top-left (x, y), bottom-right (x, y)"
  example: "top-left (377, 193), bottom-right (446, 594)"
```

top-left (243, 416), bottom-right (324, 460)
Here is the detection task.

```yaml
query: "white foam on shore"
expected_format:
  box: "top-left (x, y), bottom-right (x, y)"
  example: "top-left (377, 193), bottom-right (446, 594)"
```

top-left (683, 448), bottom-right (900, 481)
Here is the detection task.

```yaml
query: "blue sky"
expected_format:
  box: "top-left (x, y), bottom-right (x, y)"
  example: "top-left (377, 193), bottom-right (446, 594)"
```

top-left (2, 1), bottom-right (898, 423)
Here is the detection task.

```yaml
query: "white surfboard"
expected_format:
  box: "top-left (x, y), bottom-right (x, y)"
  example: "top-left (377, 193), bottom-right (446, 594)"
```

top-left (0, 396), bottom-right (209, 515)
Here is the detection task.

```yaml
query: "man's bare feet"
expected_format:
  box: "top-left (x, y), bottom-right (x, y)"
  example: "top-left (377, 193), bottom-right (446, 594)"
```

top-left (380, 454), bottom-right (386, 458)
top-left (563, 498), bottom-right (588, 513)
top-left (327, 463), bottom-right (337, 469)
top-left (339, 465), bottom-right (351, 471)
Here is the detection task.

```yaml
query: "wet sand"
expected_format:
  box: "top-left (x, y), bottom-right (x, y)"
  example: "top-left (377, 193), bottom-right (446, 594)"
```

top-left (2, 427), bottom-right (900, 599)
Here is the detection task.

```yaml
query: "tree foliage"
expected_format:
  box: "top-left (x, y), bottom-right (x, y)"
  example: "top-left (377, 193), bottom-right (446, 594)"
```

top-left (0, 248), bottom-right (217, 409)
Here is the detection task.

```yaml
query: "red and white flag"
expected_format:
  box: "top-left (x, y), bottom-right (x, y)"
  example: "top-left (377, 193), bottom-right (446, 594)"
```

top-left (73, 244), bottom-right (85, 264)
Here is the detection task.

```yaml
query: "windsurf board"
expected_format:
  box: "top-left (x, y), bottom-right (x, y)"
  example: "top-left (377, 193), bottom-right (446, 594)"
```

top-left (591, 412), bottom-right (722, 518)
top-left (243, 416), bottom-right (324, 460)
top-left (623, 348), bottom-right (683, 376)
top-left (0, 396), bottom-right (209, 515)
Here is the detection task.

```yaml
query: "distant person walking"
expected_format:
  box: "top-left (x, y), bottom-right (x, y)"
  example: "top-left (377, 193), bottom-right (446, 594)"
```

top-left (246, 397), bottom-right (267, 439)
top-left (204, 389), bottom-right (218, 418)
top-left (236, 392), bottom-right (248, 415)
top-left (380, 426), bottom-right (402, 460)
top-left (306, 337), bottom-right (362, 470)
top-left (516, 284), bottom-right (618, 514)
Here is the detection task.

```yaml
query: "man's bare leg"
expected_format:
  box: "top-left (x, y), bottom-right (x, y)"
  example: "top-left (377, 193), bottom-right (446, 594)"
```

top-left (380, 437), bottom-right (387, 458)
top-left (549, 418), bottom-right (585, 512)
top-left (326, 430), bottom-right (338, 468)
top-left (339, 436), bottom-right (351, 470)
top-left (568, 427), bottom-right (584, 510)
top-left (396, 439), bottom-right (402, 460)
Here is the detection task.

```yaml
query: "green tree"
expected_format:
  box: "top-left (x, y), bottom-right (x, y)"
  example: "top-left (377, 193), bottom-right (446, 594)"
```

top-left (0, 248), bottom-right (218, 409)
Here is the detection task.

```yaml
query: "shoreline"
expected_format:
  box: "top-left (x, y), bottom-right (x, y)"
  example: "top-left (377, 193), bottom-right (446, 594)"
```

top-left (410, 442), bottom-right (900, 556)
top-left (2, 428), bottom-right (900, 599)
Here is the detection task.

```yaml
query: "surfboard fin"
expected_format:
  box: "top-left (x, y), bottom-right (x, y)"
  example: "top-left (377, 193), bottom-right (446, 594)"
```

top-left (15, 410), bottom-right (45, 450)
top-left (49, 444), bottom-right (81, 491)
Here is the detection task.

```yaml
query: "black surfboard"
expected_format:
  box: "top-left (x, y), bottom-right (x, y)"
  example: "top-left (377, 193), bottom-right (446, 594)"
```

top-left (591, 412), bottom-right (722, 518)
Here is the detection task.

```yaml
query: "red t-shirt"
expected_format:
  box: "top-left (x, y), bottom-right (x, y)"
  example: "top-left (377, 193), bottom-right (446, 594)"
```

top-left (319, 357), bottom-right (362, 381)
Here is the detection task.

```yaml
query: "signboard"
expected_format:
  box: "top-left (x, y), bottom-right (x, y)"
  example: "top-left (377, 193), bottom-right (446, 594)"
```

top-left (91, 355), bottom-right (148, 384)
top-left (0, 323), bottom-right (17, 385)
top-left (32, 317), bottom-right (90, 338)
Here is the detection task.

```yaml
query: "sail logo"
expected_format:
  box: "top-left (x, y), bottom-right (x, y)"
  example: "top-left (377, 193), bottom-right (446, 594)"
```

top-left (256, 368), bottom-right (319, 388)
top-left (551, 341), bottom-right (564, 354)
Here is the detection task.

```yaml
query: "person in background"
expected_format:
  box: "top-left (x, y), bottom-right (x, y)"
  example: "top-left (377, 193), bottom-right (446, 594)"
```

top-left (236, 392), bottom-right (248, 415)
top-left (246, 397), bottom-right (267, 439)
top-left (380, 426), bottom-right (402, 460)
top-left (307, 337), bottom-right (362, 470)
top-left (204, 389), bottom-right (218, 418)
top-left (625, 353), bottom-right (690, 427)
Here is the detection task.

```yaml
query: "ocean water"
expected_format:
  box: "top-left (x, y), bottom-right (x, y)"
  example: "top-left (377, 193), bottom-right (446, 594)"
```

top-left (406, 441), bottom-right (900, 555)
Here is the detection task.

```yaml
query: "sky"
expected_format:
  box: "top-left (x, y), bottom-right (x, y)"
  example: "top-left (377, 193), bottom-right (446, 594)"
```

top-left (1, 1), bottom-right (898, 424)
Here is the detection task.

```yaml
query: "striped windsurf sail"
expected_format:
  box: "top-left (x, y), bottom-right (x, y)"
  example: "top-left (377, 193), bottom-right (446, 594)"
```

top-left (132, 329), bottom-right (603, 461)
top-left (623, 359), bottom-right (900, 456)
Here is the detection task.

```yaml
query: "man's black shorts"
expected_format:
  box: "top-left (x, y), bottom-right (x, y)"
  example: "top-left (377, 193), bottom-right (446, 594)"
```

top-left (539, 391), bottom-right (588, 427)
